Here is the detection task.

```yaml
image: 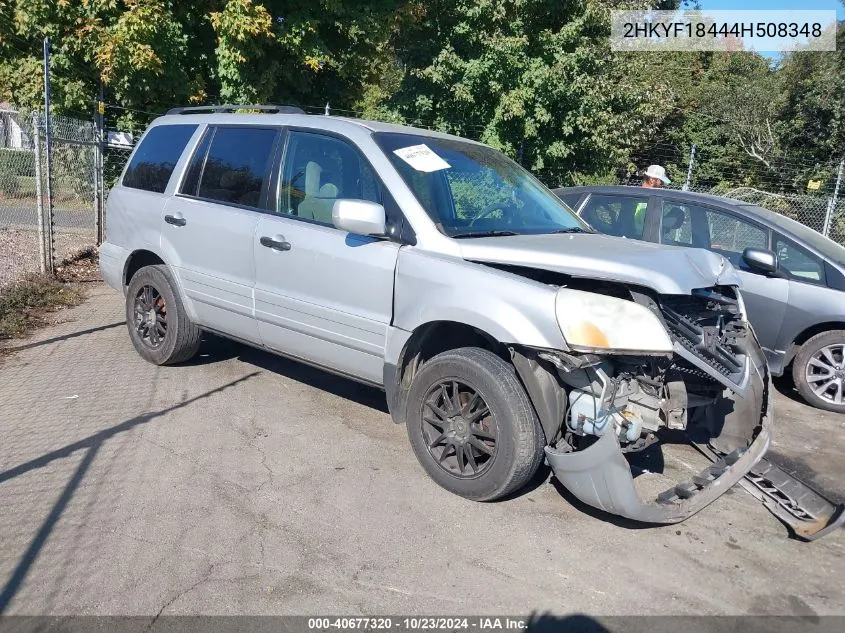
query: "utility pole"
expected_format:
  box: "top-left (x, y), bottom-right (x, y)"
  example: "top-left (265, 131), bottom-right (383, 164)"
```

top-left (823, 158), bottom-right (844, 238)
top-left (42, 37), bottom-right (54, 274)
top-left (683, 144), bottom-right (697, 192)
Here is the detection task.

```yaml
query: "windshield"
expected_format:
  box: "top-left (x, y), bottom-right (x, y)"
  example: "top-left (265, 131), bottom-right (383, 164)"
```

top-left (749, 205), bottom-right (845, 266)
top-left (374, 132), bottom-right (588, 237)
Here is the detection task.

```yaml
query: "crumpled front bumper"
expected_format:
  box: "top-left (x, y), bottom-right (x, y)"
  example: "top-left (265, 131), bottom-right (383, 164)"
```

top-left (545, 408), bottom-right (770, 523)
top-left (545, 337), bottom-right (772, 524)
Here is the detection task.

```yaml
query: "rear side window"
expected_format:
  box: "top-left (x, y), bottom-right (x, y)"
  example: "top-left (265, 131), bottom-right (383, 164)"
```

top-left (122, 124), bottom-right (197, 193)
top-left (580, 194), bottom-right (649, 239)
top-left (195, 126), bottom-right (279, 208)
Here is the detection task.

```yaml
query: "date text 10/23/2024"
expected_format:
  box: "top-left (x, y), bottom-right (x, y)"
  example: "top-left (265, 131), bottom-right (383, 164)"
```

top-left (308, 617), bottom-right (529, 631)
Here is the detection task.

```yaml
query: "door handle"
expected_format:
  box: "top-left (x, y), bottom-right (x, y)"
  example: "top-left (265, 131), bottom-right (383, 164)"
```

top-left (260, 235), bottom-right (291, 251)
top-left (164, 214), bottom-right (186, 227)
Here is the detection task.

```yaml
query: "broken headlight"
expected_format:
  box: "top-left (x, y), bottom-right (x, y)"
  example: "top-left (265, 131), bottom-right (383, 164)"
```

top-left (555, 288), bottom-right (673, 355)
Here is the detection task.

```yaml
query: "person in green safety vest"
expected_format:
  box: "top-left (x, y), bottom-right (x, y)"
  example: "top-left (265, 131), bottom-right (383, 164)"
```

top-left (633, 164), bottom-right (671, 237)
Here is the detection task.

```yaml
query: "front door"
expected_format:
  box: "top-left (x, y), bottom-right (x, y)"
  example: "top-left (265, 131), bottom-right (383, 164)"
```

top-left (161, 124), bottom-right (280, 342)
top-left (253, 130), bottom-right (400, 384)
top-left (658, 199), bottom-right (789, 354)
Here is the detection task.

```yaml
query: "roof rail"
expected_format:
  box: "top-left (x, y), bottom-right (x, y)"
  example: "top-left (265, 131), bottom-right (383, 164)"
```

top-left (166, 104), bottom-right (306, 115)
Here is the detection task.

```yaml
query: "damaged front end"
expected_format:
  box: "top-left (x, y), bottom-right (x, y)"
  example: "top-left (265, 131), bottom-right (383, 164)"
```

top-left (527, 284), bottom-right (773, 524)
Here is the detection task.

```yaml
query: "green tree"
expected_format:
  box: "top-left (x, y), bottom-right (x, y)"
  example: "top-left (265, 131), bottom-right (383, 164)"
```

top-left (369, 0), bottom-right (675, 185)
top-left (0, 0), bottom-right (399, 117)
top-left (777, 23), bottom-right (845, 187)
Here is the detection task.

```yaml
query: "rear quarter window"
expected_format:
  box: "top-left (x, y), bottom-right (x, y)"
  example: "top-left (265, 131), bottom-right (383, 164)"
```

top-left (122, 124), bottom-right (198, 193)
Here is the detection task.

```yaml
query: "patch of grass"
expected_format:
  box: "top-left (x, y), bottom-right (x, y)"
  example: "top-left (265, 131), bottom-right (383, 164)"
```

top-left (0, 274), bottom-right (85, 340)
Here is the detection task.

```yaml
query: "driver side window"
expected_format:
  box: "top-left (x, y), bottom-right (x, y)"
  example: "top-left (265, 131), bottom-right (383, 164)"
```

top-left (278, 131), bottom-right (381, 225)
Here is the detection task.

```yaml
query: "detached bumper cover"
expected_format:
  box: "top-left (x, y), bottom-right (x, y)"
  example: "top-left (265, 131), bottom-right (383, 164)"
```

top-left (545, 338), bottom-right (772, 524)
top-left (545, 411), bottom-right (770, 523)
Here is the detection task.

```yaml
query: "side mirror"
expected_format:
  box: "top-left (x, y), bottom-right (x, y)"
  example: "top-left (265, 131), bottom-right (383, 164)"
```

top-left (742, 247), bottom-right (778, 275)
top-left (332, 199), bottom-right (386, 236)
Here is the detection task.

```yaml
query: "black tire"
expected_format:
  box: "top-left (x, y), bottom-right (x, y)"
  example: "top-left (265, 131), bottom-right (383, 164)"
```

top-left (125, 264), bottom-right (201, 365)
top-left (405, 347), bottom-right (545, 501)
top-left (792, 330), bottom-right (845, 413)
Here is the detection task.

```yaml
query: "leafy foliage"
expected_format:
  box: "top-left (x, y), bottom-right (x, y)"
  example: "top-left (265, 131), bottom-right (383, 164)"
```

top-left (0, 0), bottom-right (842, 198)
top-left (379, 1), bottom-right (674, 185)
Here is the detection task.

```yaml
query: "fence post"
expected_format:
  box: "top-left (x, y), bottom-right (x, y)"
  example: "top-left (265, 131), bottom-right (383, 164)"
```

top-left (822, 158), bottom-right (844, 238)
top-left (683, 144), bottom-right (697, 191)
top-left (94, 88), bottom-right (104, 245)
top-left (31, 114), bottom-right (47, 275)
top-left (42, 37), bottom-right (55, 274)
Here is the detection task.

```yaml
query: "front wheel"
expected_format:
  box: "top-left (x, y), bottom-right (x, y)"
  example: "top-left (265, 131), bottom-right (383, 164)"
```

top-left (792, 330), bottom-right (845, 413)
top-left (125, 264), bottom-right (201, 365)
top-left (405, 347), bottom-right (545, 501)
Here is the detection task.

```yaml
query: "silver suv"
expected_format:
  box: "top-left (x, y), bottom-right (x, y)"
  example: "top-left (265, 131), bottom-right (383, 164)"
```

top-left (100, 105), bottom-right (771, 524)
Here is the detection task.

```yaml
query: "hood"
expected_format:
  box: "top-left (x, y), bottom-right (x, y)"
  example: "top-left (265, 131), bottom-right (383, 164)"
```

top-left (457, 233), bottom-right (740, 295)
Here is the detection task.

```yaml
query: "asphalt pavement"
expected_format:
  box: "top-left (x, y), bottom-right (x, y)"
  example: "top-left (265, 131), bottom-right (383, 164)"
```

top-left (0, 204), bottom-right (95, 231)
top-left (0, 284), bottom-right (843, 616)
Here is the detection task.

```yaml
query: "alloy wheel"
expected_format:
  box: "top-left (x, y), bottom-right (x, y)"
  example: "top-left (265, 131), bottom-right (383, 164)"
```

top-left (133, 284), bottom-right (168, 349)
top-left (805, 343), bottom-right (845, 406)
top-left (421, 379), bottom-right (498, 478)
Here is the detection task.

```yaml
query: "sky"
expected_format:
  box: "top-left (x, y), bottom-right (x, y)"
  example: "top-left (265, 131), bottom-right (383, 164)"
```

top-left (700, 0), bottom-right (844, 20)
top-left (698, 0), bottom-right (844, 57)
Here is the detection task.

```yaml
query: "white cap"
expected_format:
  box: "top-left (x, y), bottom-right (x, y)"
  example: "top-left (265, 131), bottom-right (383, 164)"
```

top-left (644, 164), bottom-right (671, 184)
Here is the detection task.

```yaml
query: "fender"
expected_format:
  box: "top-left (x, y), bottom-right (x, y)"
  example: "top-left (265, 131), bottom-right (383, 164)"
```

top-left (391, 249), bottom-right (567, 350)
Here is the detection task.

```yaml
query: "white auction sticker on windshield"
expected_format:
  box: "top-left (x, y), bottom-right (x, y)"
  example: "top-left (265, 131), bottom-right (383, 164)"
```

top-left (393, 144), bottom-right (451, 172)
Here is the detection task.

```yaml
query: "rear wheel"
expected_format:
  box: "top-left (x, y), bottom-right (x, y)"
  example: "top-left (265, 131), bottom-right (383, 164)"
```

top-left (405, 347), bottom-right (544, 501)
top-left (792, 330), bottom-right (845, 413)
top-left (125, 264), bottom-right (201, 365)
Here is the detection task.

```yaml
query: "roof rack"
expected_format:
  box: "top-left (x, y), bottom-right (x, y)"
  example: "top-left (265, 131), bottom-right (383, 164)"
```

top-left (166, 104), bottom-right (306, 115)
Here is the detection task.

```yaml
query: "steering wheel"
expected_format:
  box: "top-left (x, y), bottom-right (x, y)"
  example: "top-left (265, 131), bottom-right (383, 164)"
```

top-left (469, 200), bottom-right (517, 227)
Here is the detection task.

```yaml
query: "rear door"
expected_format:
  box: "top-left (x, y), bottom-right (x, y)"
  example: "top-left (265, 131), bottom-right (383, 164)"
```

top-left (110, 123), bottom-right (199, 258)
top-left (658, 198), bottom-right (789, 354)
top-left (161, 125), bottom-right (280, 342)
top-left (253, 129), bottom-right (401, 384)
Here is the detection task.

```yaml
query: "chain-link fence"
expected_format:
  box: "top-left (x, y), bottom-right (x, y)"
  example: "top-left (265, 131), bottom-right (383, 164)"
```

top-left (3, 100), bottom-right (845, 290)
top-left (624, 140), bottom-right (845, 244)
top-left (50, 112), bottom-right (99, 267)
top-left (0, 107), bottom-right (99, 287)
top-left (1, 108), bottom-right (44, 286)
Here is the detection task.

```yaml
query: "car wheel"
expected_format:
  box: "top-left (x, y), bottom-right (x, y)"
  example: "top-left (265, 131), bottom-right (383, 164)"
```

top-left (792, 330), bottom-right (845, 413)
top-left (125, 264), bottom-right (201, 365)
top-left (405, 347), bottom-right (545, 501)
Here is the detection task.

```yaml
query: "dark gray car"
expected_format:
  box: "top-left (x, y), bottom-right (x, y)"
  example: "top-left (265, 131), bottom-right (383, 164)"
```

top-left (556, 185), bottom-right (845, 413)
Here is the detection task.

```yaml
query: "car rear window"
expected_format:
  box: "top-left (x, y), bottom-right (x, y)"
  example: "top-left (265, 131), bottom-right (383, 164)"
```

top-left (122, 124), bottom-right (198, 193)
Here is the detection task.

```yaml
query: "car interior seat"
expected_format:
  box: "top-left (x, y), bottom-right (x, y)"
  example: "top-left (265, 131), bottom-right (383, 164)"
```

top-left (661, 207), bottom-right (686, 244)
top-left (298, 161), bottom-right (339, 224)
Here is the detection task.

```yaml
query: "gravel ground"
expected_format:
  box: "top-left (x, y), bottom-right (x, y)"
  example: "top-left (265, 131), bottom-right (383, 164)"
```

top-left (0, 227), bottom-right (96, 287)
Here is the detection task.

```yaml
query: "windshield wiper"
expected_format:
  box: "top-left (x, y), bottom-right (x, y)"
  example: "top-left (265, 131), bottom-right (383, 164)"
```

top-left (549, 227), bottom-right (592, 234)
top-left (450, 230), bottom-right (521, 239)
